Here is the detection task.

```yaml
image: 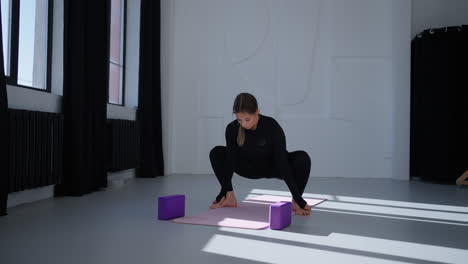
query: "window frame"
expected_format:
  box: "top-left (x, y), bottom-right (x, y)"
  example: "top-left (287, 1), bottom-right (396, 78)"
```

top-left (3, 0), bottom-right (54, 93)
top-left (107, 0), bottom-right (127, 106)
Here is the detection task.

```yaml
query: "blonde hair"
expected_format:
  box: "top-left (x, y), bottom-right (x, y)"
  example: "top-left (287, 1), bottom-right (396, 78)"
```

top-left (237, 126), bottom-right (246, 146)
top-left (233, 93), bottom-right (258, 146)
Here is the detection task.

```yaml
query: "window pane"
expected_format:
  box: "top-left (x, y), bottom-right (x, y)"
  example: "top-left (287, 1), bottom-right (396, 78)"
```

top-left (110, 0), bottom-right (122, 64)
top-left (109, 0), bottom-right (124, 104)
top-left (109, 63), bottom-right (122, 104)
top-left (1, 0), bottom-right (11, 76)
top-left (18, 0), bottom-right (48, 89)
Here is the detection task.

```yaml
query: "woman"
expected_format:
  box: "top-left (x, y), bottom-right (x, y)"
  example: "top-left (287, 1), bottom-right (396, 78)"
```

top-left (209, 93), bottom-right (312, 215)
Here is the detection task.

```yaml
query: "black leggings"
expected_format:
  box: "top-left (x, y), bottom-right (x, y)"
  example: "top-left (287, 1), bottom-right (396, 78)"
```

top-left (209, 146), bottom-right (311, 202)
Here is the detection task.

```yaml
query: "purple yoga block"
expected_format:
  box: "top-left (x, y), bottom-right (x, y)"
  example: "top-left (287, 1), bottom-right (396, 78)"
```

top-left (158, 194), bottom-right (185, 220)
top-left (269, 201), bottom-right (292, 230)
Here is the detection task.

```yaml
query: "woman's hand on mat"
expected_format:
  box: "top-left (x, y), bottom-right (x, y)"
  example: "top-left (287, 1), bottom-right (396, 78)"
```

top-left (292, 200), bottom-right (312, 216)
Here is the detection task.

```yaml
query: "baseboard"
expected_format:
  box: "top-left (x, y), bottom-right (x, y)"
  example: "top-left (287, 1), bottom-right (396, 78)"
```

top-left (7, 185), bottom-right (54, 208)
top-left (107, 169), bottom-right (136, 188)
top-left (6, 169), bottom-right (136, 208)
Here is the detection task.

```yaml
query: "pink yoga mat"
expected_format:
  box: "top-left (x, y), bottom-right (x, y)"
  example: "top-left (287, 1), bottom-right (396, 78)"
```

top-left (172, 195), bottom-right (326, 229)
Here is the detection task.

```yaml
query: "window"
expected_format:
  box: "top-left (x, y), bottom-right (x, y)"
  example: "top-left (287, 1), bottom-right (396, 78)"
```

top-left (1, 0), bottom-right (53, 91)
top-left (108, 0), bottom-right (126, 105)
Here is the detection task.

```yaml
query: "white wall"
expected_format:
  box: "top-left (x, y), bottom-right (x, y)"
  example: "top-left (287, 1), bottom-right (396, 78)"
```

top-left (51, 0), bottom-right (63, 96)
top-left (412, 0), bottom-right (468, 37)
top-left (7, 84), bottom-right (62, 112)
top-left (161, 0), bottom-right (412, 179)
top-left (392, 0), bottom-right (412, 180)
top-left (161, 0), bottom-right (176, 175)
top-left (123, 0), bottom-right (140, 109)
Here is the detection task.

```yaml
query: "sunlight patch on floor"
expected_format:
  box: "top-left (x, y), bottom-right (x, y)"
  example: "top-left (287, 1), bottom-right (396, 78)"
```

top-left (215, 227), bottom-right (468, 264)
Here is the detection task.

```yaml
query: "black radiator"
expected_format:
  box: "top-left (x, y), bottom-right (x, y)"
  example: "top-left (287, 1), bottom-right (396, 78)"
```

top-left (8, 109), bottom-right (64, 193)
top-left (106, 119), bottom-right (140, 172)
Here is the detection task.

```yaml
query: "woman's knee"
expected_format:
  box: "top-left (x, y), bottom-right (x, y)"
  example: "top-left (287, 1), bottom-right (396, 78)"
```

top-left (210, 146), bottom-right (226, 162)
top-left (293, 151), bottom-right (311, 169)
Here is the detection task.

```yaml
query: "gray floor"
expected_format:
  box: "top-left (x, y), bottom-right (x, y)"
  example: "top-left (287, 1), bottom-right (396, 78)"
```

top-left (1, 174), bottom-right (468, 264)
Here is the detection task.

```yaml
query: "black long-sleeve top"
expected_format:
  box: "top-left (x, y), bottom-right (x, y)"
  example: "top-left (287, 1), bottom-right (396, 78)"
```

top-left (224, 114), bottom-right (307, 208)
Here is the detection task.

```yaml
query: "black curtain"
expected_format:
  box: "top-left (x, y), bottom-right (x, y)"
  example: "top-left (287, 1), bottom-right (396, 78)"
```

top-left (410, 26), bottom-right (468, 183)
top-left (136, 0), bottom-right (164, 177)
top-left (55, 0), bottom-right (110, 195)
top-left (0, 4), bottom-right (9, 216)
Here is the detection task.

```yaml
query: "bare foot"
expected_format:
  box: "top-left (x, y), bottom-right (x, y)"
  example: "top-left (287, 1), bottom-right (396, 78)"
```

top-left (209, 197), bottom-right (225, 209)
top-left (220, 191), bottom-right (238, 208)
top-left (292, 200), bottom-right (312, 216)
top-left (295, 207), bottom-right (311, 215)
top-left (209, 191), bottom-right (238, 209)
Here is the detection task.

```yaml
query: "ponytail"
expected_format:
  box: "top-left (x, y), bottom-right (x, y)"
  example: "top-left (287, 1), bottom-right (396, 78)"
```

top-left (232, 92), bottom-right (258, 147)
top-left (237, 126), bottom-right (245, 146)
